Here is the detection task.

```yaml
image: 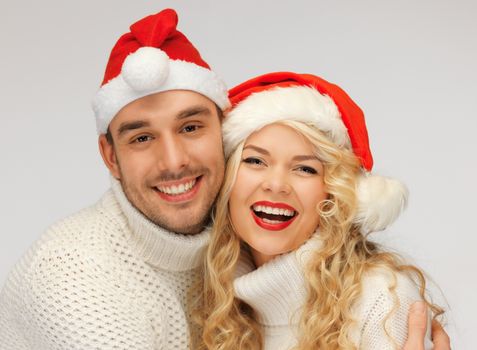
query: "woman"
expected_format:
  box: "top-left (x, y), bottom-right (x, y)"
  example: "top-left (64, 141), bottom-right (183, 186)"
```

top-left (198, 72), bottom-right (443, 349)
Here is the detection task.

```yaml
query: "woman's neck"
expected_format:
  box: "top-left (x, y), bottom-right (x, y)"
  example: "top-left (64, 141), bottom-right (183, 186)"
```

top-left (251, 249), bottom-right (277, 267)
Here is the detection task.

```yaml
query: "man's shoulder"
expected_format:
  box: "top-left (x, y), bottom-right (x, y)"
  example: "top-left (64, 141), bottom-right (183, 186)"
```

top-left (5, 189), bottom-right (127, 286)
top-left (0, 191), bottom-right (163, 350)
top-left (39, 188), bottom-right (125, 246)
top-left (0, 189), bottom-right (128, 312)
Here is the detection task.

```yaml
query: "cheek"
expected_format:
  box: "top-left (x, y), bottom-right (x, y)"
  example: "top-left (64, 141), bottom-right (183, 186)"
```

top-left (228, 170), bottom-right (256, 233)
top-left (228, 189), bottom-right (248, 242)
top-left (229, 176), bottom-right (247, 214)
top-left (297, 180), bottom-right (326, 222)
top-left (230, 167), bottom-right (262, 201)
top-left (116, 148), bottom-right (156, 179)
top-left (189, 138), bottom-right (223, 169)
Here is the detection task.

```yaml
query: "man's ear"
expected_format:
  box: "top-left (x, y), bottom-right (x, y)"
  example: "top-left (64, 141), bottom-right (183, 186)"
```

top-left (98, 134), bottom-right (120, 179)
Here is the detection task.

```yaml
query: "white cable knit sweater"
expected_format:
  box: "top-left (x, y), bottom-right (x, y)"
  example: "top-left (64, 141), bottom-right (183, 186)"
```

top-left (234, 236), bottom-right (433, 350)
top-left (0, 179), bottom-right (208, 350)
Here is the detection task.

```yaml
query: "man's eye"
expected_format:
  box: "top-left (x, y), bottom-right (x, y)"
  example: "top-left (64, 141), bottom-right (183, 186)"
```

top-left (182, 125), bottom-right (199, 133)
top-left (134, 135), bottom-right (152, 143)
top-left (242, 157), bottom-right (264, 166)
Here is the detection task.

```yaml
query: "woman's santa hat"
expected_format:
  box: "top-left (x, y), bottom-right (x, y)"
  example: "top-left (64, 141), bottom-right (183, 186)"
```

top-left (92, 9), bottom-right (229, 134)
top-left (223, 72), bottom-right (408, 233)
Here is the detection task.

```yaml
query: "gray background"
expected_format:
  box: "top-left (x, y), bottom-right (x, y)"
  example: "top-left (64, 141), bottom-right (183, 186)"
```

top-left (1, 1), bottom-right (475, 348)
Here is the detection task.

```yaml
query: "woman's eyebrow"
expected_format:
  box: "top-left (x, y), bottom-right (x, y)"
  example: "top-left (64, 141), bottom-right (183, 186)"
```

top-left (243, 146), bottom-right (318, 162)
top-left (292, 155), bottom-right (319, 161)
top-left (242, 144), bottom-right (270, 155)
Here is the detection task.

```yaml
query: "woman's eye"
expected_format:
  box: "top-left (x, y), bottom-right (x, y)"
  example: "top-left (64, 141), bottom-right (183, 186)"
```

top-left (242, 157), bottom-right (264, 166)
top-left (297, 166), bottom-right (317, 174)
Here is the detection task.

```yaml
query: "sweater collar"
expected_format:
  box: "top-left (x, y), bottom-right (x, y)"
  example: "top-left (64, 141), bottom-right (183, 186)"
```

top-left (110, 177), bottom-right (209, 271)
top-left (233, 233), bottom-right (321, 327)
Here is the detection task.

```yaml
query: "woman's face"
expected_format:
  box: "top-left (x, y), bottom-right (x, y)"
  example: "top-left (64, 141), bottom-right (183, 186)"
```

top-left (229, 123), bottom-right (327, 266)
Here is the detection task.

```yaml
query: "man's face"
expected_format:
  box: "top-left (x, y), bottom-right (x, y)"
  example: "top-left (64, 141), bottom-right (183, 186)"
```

top-left (99, 90), bottom-right (225, 234)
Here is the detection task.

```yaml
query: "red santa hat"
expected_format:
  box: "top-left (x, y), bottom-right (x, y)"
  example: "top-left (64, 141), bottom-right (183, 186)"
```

top-left (224, 72), bottom-right (408, 233)
top-left (92, 9), bottom-right (229, 134)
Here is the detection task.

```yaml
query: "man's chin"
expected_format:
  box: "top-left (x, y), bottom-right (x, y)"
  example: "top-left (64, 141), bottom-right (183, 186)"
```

top-left (158, 219), bottom-right (210, 235)
top-left (148, 208), bottom-right (212, 235)
top-left (122, 183), bottom-right (215, 234)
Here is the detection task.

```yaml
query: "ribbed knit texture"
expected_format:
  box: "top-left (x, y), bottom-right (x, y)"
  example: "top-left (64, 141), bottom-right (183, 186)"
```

top-left (234, 235), bottom-right (433, 350)
top-left (0, 178), bottom-right (208, 350)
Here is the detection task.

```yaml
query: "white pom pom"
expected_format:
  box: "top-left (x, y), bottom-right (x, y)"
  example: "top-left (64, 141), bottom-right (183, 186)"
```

top-left (354, 174), bottom-right (409, 233)
top-left (122, 47), bottom-right (170, 92)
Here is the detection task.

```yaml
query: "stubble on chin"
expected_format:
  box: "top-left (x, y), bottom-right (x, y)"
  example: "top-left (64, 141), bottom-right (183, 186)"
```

top-left (114, 147), bottom-right (224, 234)
top-left (119, 175), bottom-right (218, 235)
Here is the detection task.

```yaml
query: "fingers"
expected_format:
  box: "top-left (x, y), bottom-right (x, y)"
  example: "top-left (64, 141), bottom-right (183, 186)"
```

top-left (403, 301), bottom-right (427, 350)
top-left (431, 319), bottom-right (451, 350)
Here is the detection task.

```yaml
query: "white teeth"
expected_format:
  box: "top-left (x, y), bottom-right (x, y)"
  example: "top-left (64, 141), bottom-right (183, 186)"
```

top-left (252, 204), bottom-right (295, 217)
top-left (263, 218), bottom-right (282, 224)
top-left (157, 179), bottom-right (196, 195)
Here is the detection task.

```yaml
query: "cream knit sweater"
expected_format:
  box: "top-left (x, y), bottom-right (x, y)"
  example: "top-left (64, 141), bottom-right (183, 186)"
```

top-left (0, 179), bottom-right (208, 350)
top-left (234, 236), bottom-right (433, 350)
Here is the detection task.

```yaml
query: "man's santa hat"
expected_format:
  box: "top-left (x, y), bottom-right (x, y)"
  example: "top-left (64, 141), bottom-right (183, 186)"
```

top-left (92, 9), bottom-right (229, 134)
top-left (223, 72), bottom-right (408, 233)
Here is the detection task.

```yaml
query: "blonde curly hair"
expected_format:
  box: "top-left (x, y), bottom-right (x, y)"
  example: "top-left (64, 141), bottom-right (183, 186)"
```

top-left (195, 120), bottom-right (443, 350)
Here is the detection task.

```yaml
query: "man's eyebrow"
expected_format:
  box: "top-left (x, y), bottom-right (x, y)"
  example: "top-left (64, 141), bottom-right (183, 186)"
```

top-left (176, 106), bottom-right (211, 120)
top-left (115, 106), bottom-right (210, 136)
top-left (243, 145), bottom-right (270, 156)
top-left (117, 120), bottom-right (151, 136)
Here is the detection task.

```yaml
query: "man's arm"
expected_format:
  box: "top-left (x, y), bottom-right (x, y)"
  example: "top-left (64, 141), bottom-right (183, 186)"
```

top-left (403, 301), bottom-right (451, 350)
top-left (0, 235), bottom-right (159, 350)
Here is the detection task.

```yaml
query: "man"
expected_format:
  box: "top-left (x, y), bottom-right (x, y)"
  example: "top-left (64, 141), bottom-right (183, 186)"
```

top-left (0, 9), bottom-right (449, 350)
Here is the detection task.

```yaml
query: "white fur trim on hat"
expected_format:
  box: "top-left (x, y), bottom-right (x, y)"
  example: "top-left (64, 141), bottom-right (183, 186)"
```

top-left (222, 85), bottom-right (351, 157)
top-left (354, 174), bottom-right (409, 233)
top-left (92, 48), bottom-right (230, 134)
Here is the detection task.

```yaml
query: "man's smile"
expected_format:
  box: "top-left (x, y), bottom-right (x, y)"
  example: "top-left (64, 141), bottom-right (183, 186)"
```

top-left (153, 176), bottom-right (203, 203)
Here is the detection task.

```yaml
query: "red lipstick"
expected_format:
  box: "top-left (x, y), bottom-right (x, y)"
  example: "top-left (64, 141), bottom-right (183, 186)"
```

top-left (251, 201), bottom-right (298, 231)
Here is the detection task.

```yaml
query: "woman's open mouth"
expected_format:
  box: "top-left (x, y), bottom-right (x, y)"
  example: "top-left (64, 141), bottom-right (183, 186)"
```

top-left (250, 201), bottom-right (298, 231)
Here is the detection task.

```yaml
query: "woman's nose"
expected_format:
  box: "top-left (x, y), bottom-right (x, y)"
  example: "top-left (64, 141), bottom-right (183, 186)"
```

top-left (261, 169), bottom-right (292, 195)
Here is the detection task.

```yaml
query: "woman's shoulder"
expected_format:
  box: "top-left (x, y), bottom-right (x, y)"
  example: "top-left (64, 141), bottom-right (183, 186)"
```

top-left (360, 267), bottom-right (421, 300)
top-left (350, 267), bottom-right (429, 349)
top-left (354, 267), bottom-right (423, 320)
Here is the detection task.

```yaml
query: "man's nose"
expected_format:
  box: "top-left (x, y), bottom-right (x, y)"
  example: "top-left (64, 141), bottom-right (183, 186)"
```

top-left (156, 134), bottom-right (190, 173)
